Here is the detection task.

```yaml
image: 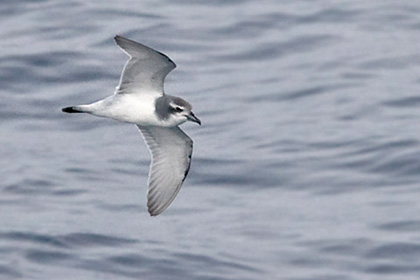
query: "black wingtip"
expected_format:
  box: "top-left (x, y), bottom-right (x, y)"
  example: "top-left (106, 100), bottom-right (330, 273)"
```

top-left (114, 35), bottom-right (125, 47)
top-left (62, 106), bottom-right (82, 113)
top-left (114, 35), bottom-right (131, 45)
top-left (149, 211), bottom-right (158, 217)
top-left (148, 207), bottom-right (160, 217)
top-left (114, 35), bottom-right (122, 42)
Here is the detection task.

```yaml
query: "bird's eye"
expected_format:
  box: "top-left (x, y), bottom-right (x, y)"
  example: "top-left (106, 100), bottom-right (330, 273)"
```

top-left (175, 107), bottom-right (183, 112)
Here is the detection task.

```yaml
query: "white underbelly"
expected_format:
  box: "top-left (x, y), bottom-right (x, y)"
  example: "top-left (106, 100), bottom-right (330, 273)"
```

top-left (90, 94), bottom-right (162, 126)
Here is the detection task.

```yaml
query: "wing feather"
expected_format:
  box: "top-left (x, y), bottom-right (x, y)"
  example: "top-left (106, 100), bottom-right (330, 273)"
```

top-left (114, 35), bottom-right (176, 94)
top-left (137, 125), bottom-right (193, 216)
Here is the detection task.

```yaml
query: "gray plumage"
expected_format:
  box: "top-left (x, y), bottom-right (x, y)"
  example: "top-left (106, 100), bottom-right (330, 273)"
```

top-left (62, 35), bottom-right (201, 216)
top-left (114, 35), bottom-right (176, 94)
top-left (155, 95), bottom-right (192, 120)
top-left (138, 125), bottom-right (193, 216)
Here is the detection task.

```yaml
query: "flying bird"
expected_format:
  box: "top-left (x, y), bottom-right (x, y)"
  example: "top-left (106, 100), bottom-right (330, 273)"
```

top-left (62, 35), bottom-right (201, 216)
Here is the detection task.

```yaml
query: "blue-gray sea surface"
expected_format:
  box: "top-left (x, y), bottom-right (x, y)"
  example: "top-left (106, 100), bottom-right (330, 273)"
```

top-left (1, 1), bottom-right (420, 279)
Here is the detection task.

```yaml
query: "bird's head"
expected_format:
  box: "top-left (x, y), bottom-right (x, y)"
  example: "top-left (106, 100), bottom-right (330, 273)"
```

top-left (168, 97), bottom-right (201, 126)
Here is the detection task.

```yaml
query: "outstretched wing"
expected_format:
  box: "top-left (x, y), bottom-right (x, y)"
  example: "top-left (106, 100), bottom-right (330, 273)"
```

top-left (114, 35), bottom-right (176, 94)
top-left (137, 125), bottom-right (193, 216)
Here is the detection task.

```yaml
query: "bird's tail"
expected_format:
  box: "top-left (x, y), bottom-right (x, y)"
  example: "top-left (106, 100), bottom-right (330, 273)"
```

top-left (62, 105), bottom-right (90, 113)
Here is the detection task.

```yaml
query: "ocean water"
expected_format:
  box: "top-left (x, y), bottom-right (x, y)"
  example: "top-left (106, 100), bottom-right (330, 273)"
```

top-left (1, 0), bottom-right (420, 279)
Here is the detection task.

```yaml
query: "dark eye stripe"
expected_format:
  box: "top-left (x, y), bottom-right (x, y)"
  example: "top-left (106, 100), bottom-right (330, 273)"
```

top-left (175, 107), bottom-right (183, 112)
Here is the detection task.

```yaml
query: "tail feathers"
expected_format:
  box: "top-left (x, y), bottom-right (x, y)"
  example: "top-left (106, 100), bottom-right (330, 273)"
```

top-left (62, 106), bottom-right (84, 113)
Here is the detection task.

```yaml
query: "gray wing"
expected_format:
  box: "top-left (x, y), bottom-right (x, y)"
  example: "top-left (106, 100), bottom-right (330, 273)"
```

top-left (114, 35), bottom-right (176, 94)
top-left (137, 125), bottom-right (193, 216)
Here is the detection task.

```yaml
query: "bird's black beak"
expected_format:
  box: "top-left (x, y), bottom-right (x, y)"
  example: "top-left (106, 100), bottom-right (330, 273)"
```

top-left (187, 112), bottom-right (201, 125)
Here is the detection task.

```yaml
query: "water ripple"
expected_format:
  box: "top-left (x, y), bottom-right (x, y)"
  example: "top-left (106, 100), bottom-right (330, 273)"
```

top-left (2, 1), bottom-right (420, 279)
